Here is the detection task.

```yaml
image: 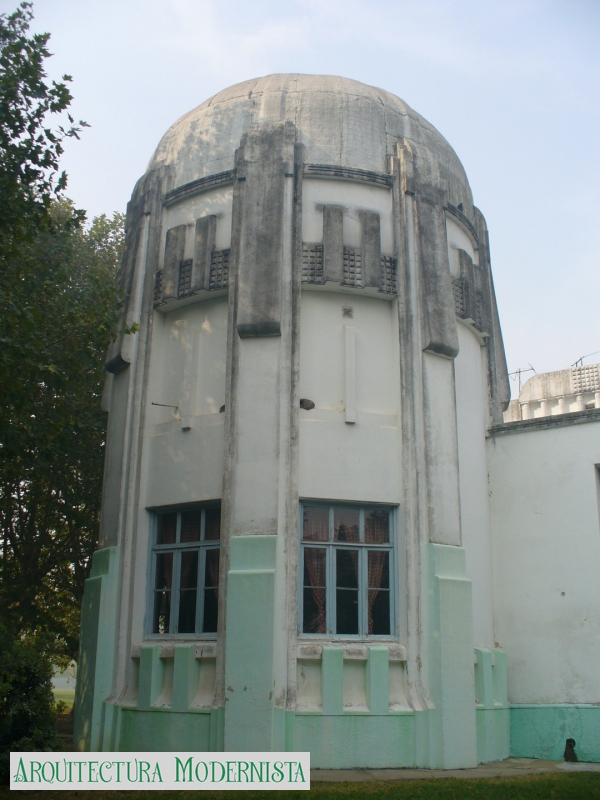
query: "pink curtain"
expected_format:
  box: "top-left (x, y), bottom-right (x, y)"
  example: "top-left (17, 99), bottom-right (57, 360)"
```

top-left (304, 548), bottom-right (326, 633)
top-left (367, 551), bottom-right (388, 634)
top-left (206, 549), bottom-right (220, 588)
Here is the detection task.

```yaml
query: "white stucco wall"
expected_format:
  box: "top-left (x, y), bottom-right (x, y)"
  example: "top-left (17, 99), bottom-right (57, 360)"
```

top-left (445, 215), bottom-right (479, 277)
top-left (298, 290), bottom-right (401, 503)
top-left (144, 296), bottom-right (228, 507)
top-left (302, 179), bottom-right (394, 253)
top-left (161, 185), bottom-right (233, 267)
top-left (454, 322), bottom-right (495, 650)
top-left (487, 420), bottom-right (600, 704)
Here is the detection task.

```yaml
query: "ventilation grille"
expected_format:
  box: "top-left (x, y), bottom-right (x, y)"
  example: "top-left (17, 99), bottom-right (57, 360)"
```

top-left (301, 243), bottom-right (397, 293)
top-left (381, 255), bottom-right (397, 294)
top-left (474, 298), bottom-right (483, 331)
top-left (153, 270), bottom-right (163, 304)
top-left (178, 258), bottom-right (193, 297)
top-left (342, 247), bottom-right (362, 287)
top-left (209, 249), bottom-right (230, 290)
top-left (452, 278), bottom-right (465, 317)
top-left (301, 243), bottom-right (324, 283)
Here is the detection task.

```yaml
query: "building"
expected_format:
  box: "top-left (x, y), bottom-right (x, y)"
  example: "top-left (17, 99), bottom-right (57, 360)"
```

top-left (74, 74), bottom-right (600, 767)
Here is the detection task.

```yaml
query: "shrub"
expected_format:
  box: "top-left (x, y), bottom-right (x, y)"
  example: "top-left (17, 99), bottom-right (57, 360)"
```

top-left (0, 624), bottom-right (60, 784)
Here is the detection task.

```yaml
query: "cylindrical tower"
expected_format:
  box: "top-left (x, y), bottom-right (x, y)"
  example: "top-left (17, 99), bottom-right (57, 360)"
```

top-left (75, 74), bottom-right (510, 768)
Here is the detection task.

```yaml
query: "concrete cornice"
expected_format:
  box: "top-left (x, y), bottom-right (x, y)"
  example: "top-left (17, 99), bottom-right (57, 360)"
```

top-left (488, 407), bottom-right (600, 437)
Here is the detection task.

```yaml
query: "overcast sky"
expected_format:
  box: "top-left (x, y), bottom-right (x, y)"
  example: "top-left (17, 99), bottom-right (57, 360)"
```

top-left (4, 0), bottom-right (599, 390)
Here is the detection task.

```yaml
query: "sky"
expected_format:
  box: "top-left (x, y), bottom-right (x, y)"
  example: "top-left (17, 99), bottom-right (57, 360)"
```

top-left (4, 0), bottom-right (599, 392)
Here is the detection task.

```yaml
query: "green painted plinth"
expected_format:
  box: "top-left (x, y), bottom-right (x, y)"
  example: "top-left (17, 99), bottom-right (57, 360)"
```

top-left (295, 714), bottom-right (415, 768)
top-left (119, 710), bottom-right (215, 751)
top-left (74, 546), bottom-right (120, 751)
top-left (224, 535), bottom-right (277, 751)
top-left (511, 705), bottom-right (600, 762)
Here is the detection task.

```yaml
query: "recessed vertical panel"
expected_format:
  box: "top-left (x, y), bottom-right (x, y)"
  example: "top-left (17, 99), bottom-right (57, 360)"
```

top-left (162, 224), bottom-right (186, 300)
top-left (360, 210), bottom-right (381, 288)
top-left (192, 215), bottom-right (216, 292)
top-left (323, 205), bottom-right (344, 283)
top-left (345, 326), bottom-right (356, 423)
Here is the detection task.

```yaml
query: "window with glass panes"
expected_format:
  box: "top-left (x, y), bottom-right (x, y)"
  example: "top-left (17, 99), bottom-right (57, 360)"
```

top-left (300, 504), bottom-right (394, 637)
top-left (151, 505), bottom-right (221, 636)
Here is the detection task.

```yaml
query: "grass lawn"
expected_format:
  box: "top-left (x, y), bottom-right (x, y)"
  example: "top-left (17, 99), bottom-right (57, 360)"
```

top-left (2, 773), bottom-right (600, 799)
top-left (53, 690), bottom-right (75, 710)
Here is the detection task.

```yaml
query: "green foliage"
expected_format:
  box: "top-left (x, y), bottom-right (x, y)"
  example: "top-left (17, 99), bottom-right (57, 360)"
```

top-left (0, 624), bottom-right (60, 784)
top-left (0, 2), bottom-right (88, 258)
top-left (0, 203), bottom-right (125, 661)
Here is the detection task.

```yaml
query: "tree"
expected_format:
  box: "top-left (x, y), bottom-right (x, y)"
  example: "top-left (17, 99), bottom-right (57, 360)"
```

top-left (0, 203), bottom-right (125, 661)
top-left (0, 3), bottom-right (123, 664)
top-left (0, 2), bottom-right (88, 259)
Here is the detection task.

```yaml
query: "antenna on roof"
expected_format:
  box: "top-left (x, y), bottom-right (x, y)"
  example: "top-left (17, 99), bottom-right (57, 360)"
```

top-left (509, 365), bottom-right (536, 393)
top-left (571, 350), bottom-right (600, 368)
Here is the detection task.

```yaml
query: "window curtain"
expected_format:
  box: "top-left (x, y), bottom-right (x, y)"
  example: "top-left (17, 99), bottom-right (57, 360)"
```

top-left (367, 551), bottom-right (387, 633)
top-left (206, 550), bottom-right (220, 587)
top-left (304, 549), bottom-right (326, 633)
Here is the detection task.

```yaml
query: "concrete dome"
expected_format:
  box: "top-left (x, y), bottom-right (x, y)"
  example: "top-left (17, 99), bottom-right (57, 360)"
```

top-left (148, 73), bottom-right (473, 213)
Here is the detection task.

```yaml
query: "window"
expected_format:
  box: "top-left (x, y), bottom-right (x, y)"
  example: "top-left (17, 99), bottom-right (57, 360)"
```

top-left (300, 503), bottom-right (394, 638)
top-left (151, 504), bottom-right (221, 636)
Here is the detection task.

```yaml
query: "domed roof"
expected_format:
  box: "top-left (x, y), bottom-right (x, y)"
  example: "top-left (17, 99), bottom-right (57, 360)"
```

top-left (149, 74), bottom-right (473, 210)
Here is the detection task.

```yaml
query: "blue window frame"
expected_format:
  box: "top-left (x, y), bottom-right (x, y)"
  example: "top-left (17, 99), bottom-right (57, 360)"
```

top-left (299, 503), bottom-right (395, 638)
top-left (150, 504), bottom-right (221, 636)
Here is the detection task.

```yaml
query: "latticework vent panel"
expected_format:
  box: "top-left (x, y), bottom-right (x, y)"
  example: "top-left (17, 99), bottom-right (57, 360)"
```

top-left (178, 259), bottom-right (193, 297)
top-left (572, 364), bottom-right (600, 393)
top-left (342, 247), bottom-right (362, 287)
top-left (209, 249), bottom-right (230, 290)
top-left (153, 270), bottom-right (163, 304)
top-left (301, 243), bottom-right (324, 283)
top-left (381, 255), bottom-right (397, 294)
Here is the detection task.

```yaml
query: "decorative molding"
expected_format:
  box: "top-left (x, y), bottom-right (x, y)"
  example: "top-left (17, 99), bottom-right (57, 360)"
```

top-left (304, 163), bottom-right (393, 188)
top-left (445, 203), bottom-right (479, 245)
top-left (164, 170), bottom-right (235, 207)
top-left (572, 364), bottom-right (600, 393)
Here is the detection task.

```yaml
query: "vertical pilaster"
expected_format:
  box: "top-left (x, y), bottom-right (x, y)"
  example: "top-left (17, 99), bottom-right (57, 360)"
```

top-left (321, 648), bottom-right (344, 715)
top-left (222, 121), bottom-right (297, 751)
top-left (367, 647), bottom-right (390, 714)
top-left (392, 140), bottom-right (476, 766)
top-left (427, 543), bottom-right (477, 768)
top-left (77, 168), bottom-right (164, 751)
top-left (172, 645), bottom-right (200, 712)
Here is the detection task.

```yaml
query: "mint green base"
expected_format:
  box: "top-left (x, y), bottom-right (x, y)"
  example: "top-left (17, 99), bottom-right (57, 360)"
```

top-left (426, 544), bottom-right (477, 768)
top-left (511, 705), bottom-right (600, 762)
top-left (119, 709), bottom-right (224, 752)
top-left (474, 648), bottom-right (510, 763)
top-left (224, 535), bottom-right (278, 751)
top-left (294, 714), bottom-right (415, 768)
top-left (73, 547), bottom-right (120, 751)
top-left (74, 543), bottom-right (511, 768)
